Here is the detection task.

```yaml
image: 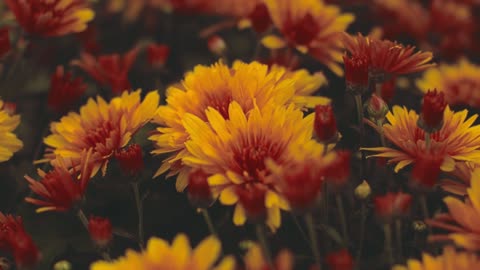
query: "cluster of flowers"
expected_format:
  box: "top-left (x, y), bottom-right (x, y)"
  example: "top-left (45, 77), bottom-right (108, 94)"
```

top-left (0, 0), bottom-right (480, 269)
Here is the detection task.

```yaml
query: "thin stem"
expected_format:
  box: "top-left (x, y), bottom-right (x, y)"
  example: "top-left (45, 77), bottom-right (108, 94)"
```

top-left (355, 203), bottom-right (367, 269)
top-left (305, 212), bottom-right (321, 267)
top-left (291, 213), bottom-right (311, 247)
top-left (384, 223), bottom-right (394, 266)
top-left (375, 82), bottom-right (382, 96)
top-left (395, 219), bottom-right (403, 261)
top-left (131, 182), bottom-right (145, 249)
top-left (420, 194), bottom-right (432, 234)
top-left (200, 208), bottom-right (217, 237)
top-left (425, 132), bottom-right (431, 150)
top-left (336, 194), bottom-right (349, 246)
top-left (77, 209), bottom-right (89, 229)
top-left (376, 120), bottom-right (386, 147)
top-left (255, 223), bottom-right (273, 267)
top-left (354, 94), bottom-right (364, 132)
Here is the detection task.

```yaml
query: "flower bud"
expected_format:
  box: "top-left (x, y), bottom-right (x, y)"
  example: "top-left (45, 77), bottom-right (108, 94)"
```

top-left (0, 28), bottom-right (11, 59)
top-left (187, 169), bottom-right (214, 209)
top-left (418, 89), bottom-right (446, 133)
top-left (114, 144), bottom-right (144, 175)
top-left (374, 192), bottom-right (412, 221)
top-left (147, 44), bottom-right (169, 68)
top-left (354, 180), bottom-right (371, 200)
top-left (88, 216), bottom-right (113, 248)
top-left (344, 55), bottom-right (369, 93)
top-left (207, 35), bottom-right (227, 57)
top-left (366, 94), bottom-right (389, 122)
top-left (314, 104), bottom-right (338, 144)
top-left (54, 260), bottom-right (72, 270)
top-left (326, 249), bottom-right (354, 270)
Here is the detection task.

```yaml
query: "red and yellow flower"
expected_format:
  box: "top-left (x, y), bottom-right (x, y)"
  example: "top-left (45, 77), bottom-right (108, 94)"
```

top-left (363, 106), bottom-right (480, 172)
top-left (262, 0), bottom-right (354, 75)
top-left (5, 0), bottom-right (94, 37)
top-left (392, 246), bottom-right (480, 270)
top-left (0, 99), bottom-right (22, 162)
top-left (42, 90), bottom-right (160, 176)
top-left (243, 243), bottom-right (293, 270)
top-left (149, 60), bottom-right (328, 191)
top-left (90, 233), bottom-right (235, 270)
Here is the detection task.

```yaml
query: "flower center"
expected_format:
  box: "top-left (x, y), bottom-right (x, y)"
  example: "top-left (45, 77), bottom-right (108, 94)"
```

top-left (204, 92), bottom-right (233, 119)
top-left (82, 120), bottom-right (120, 156)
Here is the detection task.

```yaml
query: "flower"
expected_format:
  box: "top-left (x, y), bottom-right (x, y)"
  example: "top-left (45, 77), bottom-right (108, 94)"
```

top-left (48, 66), bottom-right (87, 113)
top-left (324, 150), bottom-right (351, 189)
top-left (88, 216), bottom-right (112, 248)
top-left (263, 0), bottom-right (354, 75)
top-left (366, 94), bottom-right (389, 122)
top-left (90, 234), bottom-right (235, 270)
top-left (149, 60), bottom-right (328, 190)
top-left (5, 0), bottom-right (94, 37)
top-left (71, 48), bottom-right (140, 95)
top-left (147, 43), bottom-right (169, 68)
top-left (416, 59), bottom-right (480, 107)
top-left (207, 35), bottom-right (227, 56)
top-left (25, 149), bottom-right (93, 213)
top-left (314, 104), bottom-right (338, 144)
top-left (342, 33), bottom-right (435, 79)
top-left (411, 151), bottom-right (444, 189)
top-left (0, 99), bottom-right (22, 162)
top-left (440, 162), bottom-right (478, 196)
top-left (42, 90), bottom-right (159, 176)
top-left (427, 168), bottom-right (480, 250)
top-left (187, 169), bottom-right (214, 208)
top-left (0, 213), bottom-right (40, 268)
top-left (392, 246), bottom-right (480, 270)
top-left (374, 192), bottom-right (412, 221)
top-left (343, 55), bottom-right (369, 92)
top-left (0, 28), bottom-right (10, 58)
top-left (363, 106), bottom-right (480, 172)
top-left (354, 180), bottom-right (371, 200)
top-left (325, 249), bottom-right (354, 270)
top-left (181, 102), bottom-right (326, 230)
top-left (114, 144), bottom-right (144, 175)
top-left (243, 243), bottom-right (293, 270)
top-left (418, 89), bottom-right (447, 132)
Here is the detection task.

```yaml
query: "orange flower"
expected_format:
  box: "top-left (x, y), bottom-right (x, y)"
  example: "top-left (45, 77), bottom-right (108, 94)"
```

top-left (243, 243), bottom-right (293, 270)
top-left (363, 106), bottom-right (480, 173)
top-left (5, 0), bottom-right (94, 37)
top-left (440, 162), bottom-right (478, 196)
top-left (262, 0), bottom-right (354, 75)
top-left (392, 246), bottom-right (480, 270)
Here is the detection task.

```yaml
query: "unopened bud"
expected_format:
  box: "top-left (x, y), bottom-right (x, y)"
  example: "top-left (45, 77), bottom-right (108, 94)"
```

top-left (418, 89), bottom-right (446, 133)
top-left (366, 94), bottom-right (388, 122)
top-left (208, 35), bottom-right (227, 56)
top-left (54, 260), bottom-right (72, 270)
top-left (412, 220), bottom-right (427, 232)
top-left (354, 180), bottom-right (371, 200)
top-left (88, 216), bottom-right (113, 248)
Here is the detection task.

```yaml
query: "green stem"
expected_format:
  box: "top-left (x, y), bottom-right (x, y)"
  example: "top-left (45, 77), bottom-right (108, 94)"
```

top-left (420, 195), bottom-right (432, 234)
top-left (354, 94), bottom-right (364, 131)
top-left (376, 120), bottom-right (386, 147)
top-left (305, 213), bottom-right (321, 267)
top-left (201, 208), bottom-right (217, 237)
top-left (425, 132), bottom-right (431, 150)
top-left (291, 214), bottom-right (310, 247)
top-left (395, 219), bottom-right (403, 261)
top-left (336, 194), bottom-right (349, 246)
top-left (255, 223), bottom-right (273, 267)
top-left (355, 203), bottom-right (367, 269)
top-left (384, 223), bottom-right (394, 265)
top-left (131, 182), bottom-right (145, 249)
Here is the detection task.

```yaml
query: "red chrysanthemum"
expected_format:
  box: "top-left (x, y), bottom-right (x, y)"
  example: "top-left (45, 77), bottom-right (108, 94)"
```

top-left (187, 169), bottom-right (213, 209)
top-left (5, 0), bottom-right (95, 37)
top-left (114, 144), bottom-right (144, 176)
top-left (48, 66), bottom-right (87, 113)
top-left (314, 104), bottom-right (338, 144)
top-left (147, 44), bottom-right (170, 68)
top-left (374, 192), bottom-right (412, 221)
top-left (88, 216), bottom-right (112, 247)
top-left (419, 89), bottom-right (447, 132)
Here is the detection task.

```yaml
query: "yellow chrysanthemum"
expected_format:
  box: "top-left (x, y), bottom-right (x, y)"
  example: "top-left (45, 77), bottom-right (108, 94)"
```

top-left (428, 168), bottom-right (480, 251)
top-left (42, 90), bottom-right (160, 176)
top-left (416, 59), bottom-right (480, 107)
top-left (181, 101), bottom-right (325, 230)
top-left (392, 246), bottom-right (480, 270)
top-left (244, 243), bottom-right (293, 270)
top-left (149, 60), bottom-right (328, 191)
top-left (262, 0), bottom-right (354, 75)
top-left (363, 106), bottom-right (480, 172)
top-left (90, 234), bottom-right (235, 270)
top-left (0, 100), bottom-right (22, 162)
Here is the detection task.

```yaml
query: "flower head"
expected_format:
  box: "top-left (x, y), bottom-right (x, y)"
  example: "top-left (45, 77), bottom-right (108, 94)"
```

top-left (314, 104), bottom-right (338, 144)
top-left (42, 90), bottom-right (159, 176)
top-left (416, 59), bottom-right (480, 107)
top-left (48, 66), bottom-right (87, 113)
top-left (25, 149), bottom-right (93, 213)
top-left (354, 180), bottom-right (371, 200)
top-left (392, 246), bottom-right (480, 270)
top-left (263, 0), bottom-right (354, 75)
top-left (181, 102), bottom-right (326, 230)
top-left (90, 234), bottom-right (235, 270)
top-left (366, 94), bottom-right (389, 122)
top-left (0, 100), bottom-right (22, 162)
top-left (114, 144), bottom-right (144, 175)
top-left (440, 162), bottom-right (478, 196)
top-left (363, 106), bottom-right (480, 172)
top-left (88, 216), bottom-right (112, 248)
top-left (0, 28), bottom-right (10, 58)
top-left (149, 61), bottom-right (328, 191)
top-left (5, 0), bottom-right (94, 37)
top-left (187, 169), bottom-right (214, 208)
top-left (147, 44), bottom-right (169, 68)
top-left (418, 89), bottom-right (447, 132)
top-left (72, 48), bottom-right (139, 95)
top-left (0, 213), bottom-right (40, 268)
top-left (343, 55), bottom-right (369, 90)
top-left (324, 150), bottom-right (351, 189)
top-left (326, 249), bottom-right (354, 270)
top-left (243, 243), bottom-right (293, 270)
top-left (374, 192), bottom-right (412, 221)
